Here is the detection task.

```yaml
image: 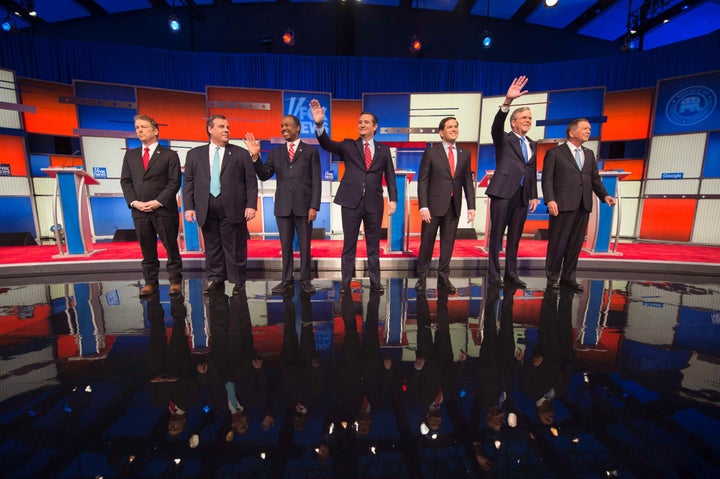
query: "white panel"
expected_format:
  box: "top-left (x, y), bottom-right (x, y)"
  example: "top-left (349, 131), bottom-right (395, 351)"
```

top-left (647, 133), bottom-right (705, 179)
top-left (82, 137), bottom-right (127, 178)
top-left (408, 93), bottom-right (482, 143)
top-left (0, 348), bottom-right (58, 402)
top-left (49, 284), bottom-right (68, 299)
top-left (617, 197), bottom-right (639, 237)
top-left (249, 301), bottom-right (267, 327)
top-left (99, 282), bottom-right (145, 332)
top-left (321, 181), bottom-right (332, 199)
top-left (681, 286), bottom-right (720, 309)
top-left (257, 179), bottom-right (277, 195)
top-left (699, 178), bottom-right (720, 195)
top-left (170, 140), bottom-right (207, 168)
top-left (473, 196), bottom-right (489, 234)
top-left (681, 353), bottom-right (720, 397)
top-left (330, 202), bottom-right (343, 235)
top-left (0, 176), bottom-right (30, 196)
top-left (625, 301), bottom-right (678, 345)
top-left (330, 181), bottom-right (340, 196)
top-left (35, 196), bottom-right (62, 237)
top-left (479, 93), bottom-right (548, 145)
top-left (0, 69), bottom-right (22, 129)
top-left (691, 199), bottom-right (720, 245)
top-left (644, 179), bottom-right (700, 195)
top-left (630, 282), bottom-right (682, 305)
top-left (88, 178), bottom-right (123, 195)
top-left (619, 180), bottom-right (641, 198)
top-left (33, 177), bottom-right (56, 196)
top-left (0, 284), bottom-right (47, 306)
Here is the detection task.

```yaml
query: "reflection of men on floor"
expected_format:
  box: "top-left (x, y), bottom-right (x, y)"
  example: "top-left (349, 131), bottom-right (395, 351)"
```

top-left (520, 286), bottom-right (575, 425)
top-left (252, 115), bottom-right (322, 296)
top-left (411, 290), bottom-right (467, 432)
top-left (146, 293), bottom-right (198, 437)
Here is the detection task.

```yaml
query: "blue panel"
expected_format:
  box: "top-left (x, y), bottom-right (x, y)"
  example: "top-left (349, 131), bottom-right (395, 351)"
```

top-left (644, 3), bottom-right (720, 50)
top-left (0, 196), bottom-right (36, 235)
top-left (30, 154), bottom-right (51, 177)
top-left (395, 149), bottom-right (424, 178)
top-left (388, 173), bottom-right (408, 251)
top-left (527, 0), bottom-right (595, 29)
top-left (127, 138), bottom-right (169, 150)
top-left (676, 306), bottom-right (720, 356)
top-left (77, 105), bottom-right (137, 131)
top-left (33, 0), bottom-right (90, 22)
top-left (180, 173), bottom-right (200, 251)
top-left (546, 89), bottom-right (605, 139)
top-left (703, 132), bottom-right (720, 178)
top-left (74, 82), bottom-right (136, 102)
top-left (477, 144), bottom-right (496, 177)
top-left (363, 94), bottom-right (410, 142)
top-left (470, 0), bottom-right (525, 19)
top-left (283, 91), bottom-right (331, 139)
top-left (653, 71), bottom-right (720, 135)
top-left (579, 0), bottom-right (645, 41)
top-left (94, 0), bottom-right (153, 13)
top-left (412, 0), bottom-right (459, 12)
top-left (89, 196), bottom-right (134, 236)
top-left (262, 196), bottom-right (279, 234)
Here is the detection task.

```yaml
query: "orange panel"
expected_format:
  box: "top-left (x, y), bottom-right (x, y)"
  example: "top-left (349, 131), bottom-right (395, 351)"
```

top-left (522, 219), bottom-right (548, 235)
top-left (337, 162), bottom-right (345, 180)
top-left (0, 135), bottom-right (27, 176)
top-left (602, 89), bottom-right (654, 141)
top-left (247, 200), bottom-right (263, 233)
top-left (50, 155), bottom-right (83, 168)
top-left (137, 88), bottom-right (208, 141)
top-left (408, 199), bottom-right (422, 234)
top-left (19, 79), bottom-right (78, 136)
top-left (639, 198), bottom-right (695, 241)
top-left (535, 141), bottom-right (557, 172)
top-left (331, 100), bottom-right (362, 141)
top-left (206, 87), bottom-right (284, 140)
top-left (603, 159), bottom-right (644, 181)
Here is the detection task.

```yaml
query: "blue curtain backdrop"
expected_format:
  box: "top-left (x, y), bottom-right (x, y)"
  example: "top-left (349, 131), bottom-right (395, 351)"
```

top-left (1, 31), bottom-right (718, 99)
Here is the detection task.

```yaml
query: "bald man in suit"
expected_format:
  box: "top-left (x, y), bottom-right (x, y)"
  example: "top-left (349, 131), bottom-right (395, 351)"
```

top-left (415, 116), bottom-right (476, 294)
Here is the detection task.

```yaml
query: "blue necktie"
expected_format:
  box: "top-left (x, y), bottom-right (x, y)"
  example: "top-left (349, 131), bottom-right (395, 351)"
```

top-left (574, 148), bottom-right (583, 170)
top-left (520, 137), bottom-right (528, 186)
top-left (210, 146), bottom-right (221, 197)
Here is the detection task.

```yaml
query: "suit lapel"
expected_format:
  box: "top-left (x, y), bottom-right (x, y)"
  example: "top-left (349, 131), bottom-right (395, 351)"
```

top-left (561, 144), bottom-right (579, 170)
top-left (356, 139), bottom-right (368, 168)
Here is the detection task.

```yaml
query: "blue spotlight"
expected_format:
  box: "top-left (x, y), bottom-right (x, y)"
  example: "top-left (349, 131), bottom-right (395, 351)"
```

top-left (1, 19), bottom-right (11, 32)
top-left (482, 32), bottom-right (492, 49)
top-left (168, 15), bottom-right (181, 33)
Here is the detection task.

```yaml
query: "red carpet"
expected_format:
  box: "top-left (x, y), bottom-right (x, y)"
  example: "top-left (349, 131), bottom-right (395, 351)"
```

top-left (1, 239), bottom-right (719, 265)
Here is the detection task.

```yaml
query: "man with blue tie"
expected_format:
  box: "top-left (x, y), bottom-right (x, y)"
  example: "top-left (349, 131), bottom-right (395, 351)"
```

top-left (309, 99), bottom-right (397, 294)
top-left (486, 76), bottom-right (540, 289)
top-left (183, 115), bottom-right (259, 296)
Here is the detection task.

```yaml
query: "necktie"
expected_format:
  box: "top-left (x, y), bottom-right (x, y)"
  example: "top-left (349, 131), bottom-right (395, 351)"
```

top-left (574, 148), bottom-right (583, 170)
top-left (447, 145), bottom-right (455, 177)
top-left (210, 146), bottom-right (221, 197)
top-left (520, 137), bottom-right (529, 163)
top-left (364, 142), bottom-right (372, 170)
top-left (142, 147), bottom-right (150, 170)
top-left (288, 142), bottom-right (295, 162)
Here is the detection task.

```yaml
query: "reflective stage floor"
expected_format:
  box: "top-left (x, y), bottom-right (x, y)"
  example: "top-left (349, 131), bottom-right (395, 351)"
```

top-left (1, 272), bottom-right (719, 478)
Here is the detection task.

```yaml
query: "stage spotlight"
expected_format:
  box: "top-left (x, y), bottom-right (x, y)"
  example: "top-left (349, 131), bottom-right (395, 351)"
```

top-left (545, 0), bottom-right (559, 7)
top-left (168, 15), bottom-right (181, 33)
top-left (27, 1), bottom-right (36, 16)
top-left (482, 31), bottom-right (492, 49)
top-left (282, 28), bottom-right (295, 46)
top-left (1, 15), bottom-right (12, 32)
top-left (409, 34), bottom-right (422, 53)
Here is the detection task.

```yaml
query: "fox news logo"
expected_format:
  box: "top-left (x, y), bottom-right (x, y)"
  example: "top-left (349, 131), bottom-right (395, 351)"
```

top-left (285, 94), bottom-right (330, 136)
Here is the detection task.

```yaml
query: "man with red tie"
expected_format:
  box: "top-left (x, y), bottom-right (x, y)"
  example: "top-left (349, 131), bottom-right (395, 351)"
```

top-left (415, 117), bottom-right (476, 294)
top-left (309, 99), bottom-right (397, 294)
top-left (120, 114), bottom-right (183, 297)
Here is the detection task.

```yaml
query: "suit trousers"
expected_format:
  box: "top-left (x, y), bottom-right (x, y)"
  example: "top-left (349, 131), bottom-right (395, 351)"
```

top-left (545, 206), bottom-right (589, 282)
top-left (340, 196), bottom-right (382, 286)
top-left (277, 214), bottom-right (313, 283)
top-left (203, 194), bottom-right (248, 285)
top-left (133, 214), bottom-right (182, 285)
top-left (488, 186), bottom-right (527, 279)
top-left (416, 205), bottom-right (459, 283)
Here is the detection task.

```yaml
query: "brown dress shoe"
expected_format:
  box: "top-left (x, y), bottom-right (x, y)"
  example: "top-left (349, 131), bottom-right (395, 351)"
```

top-left (169, 284), bottom-right (182, 295)
top-left (140, 284), bottom-right (158, 296)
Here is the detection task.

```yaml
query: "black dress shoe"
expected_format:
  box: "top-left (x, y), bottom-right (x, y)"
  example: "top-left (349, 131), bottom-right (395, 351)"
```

top-left (560, 279), bottom-right (584, 293)
top-left (414, 279), bottom-right (426, 292)
top-left (547, 280), bottom-right (560, 290)
top-left (370, 283), bottom-right (385, 294)
top-left (488, 277), bottom-right (504, 286)
top-left (300, 281), bottom-right (316, 295)
top-left (204, 280), bottom-right (224, 294)
top-left (439, 280), bottom-right (457, 294)
top-left (232, 283), bottom-right (246, 295)
top-left (504, 276), bottom-right (527, 288)
top-left (271, 281), bottom-right (293, 294)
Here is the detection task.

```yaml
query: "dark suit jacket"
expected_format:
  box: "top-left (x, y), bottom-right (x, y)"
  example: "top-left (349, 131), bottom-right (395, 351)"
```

top-left (253, 141), bottom-right (321, 217)
top-left (541, 143), bottom-right (609, 213)
top-left (317, 131), bottom-right (398, 210)
top-left (486, 108), bottom-right (538, 202)
top-left (120, 145), bottom-right (181, 218)
top-left (417, 142), bottom-right (475, 216)
top-left (183, 143), bottom-right (258, 227)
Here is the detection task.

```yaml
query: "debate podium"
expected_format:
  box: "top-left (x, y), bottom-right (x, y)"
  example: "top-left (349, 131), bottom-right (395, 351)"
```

top-left (475, 170), bottom-right (494, 252)
top-left (586, 170), bottom-right (631, 254)
top-left (385, 170), bottom-right (414, 254)
top-left (42, 167), bottom-right (105, 257)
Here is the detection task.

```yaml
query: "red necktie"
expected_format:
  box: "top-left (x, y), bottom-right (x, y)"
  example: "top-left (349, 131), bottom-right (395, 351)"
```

top-left (288, 142), bottom-right (295, 162)
top-left (447, 145), bottom-right (455, 177)
top-left (142, 147), bottom-right (150, 170)
top-left (364, 142), bottom-right (372, 170)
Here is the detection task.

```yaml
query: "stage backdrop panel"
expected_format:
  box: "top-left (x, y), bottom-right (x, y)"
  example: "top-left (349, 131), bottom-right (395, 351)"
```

top-left (639, 198), bottom-right (696, 242)
top-left (646, 133), bottom-right (705, 180)
top-left (283, 91), bottom-right (332, 139)
top-left (601, 89), bottom-right (654, 141)
top-left (363, 93), bottom-right (410, 142)
top-left (73, 81), bottom-right (137, 131)
top-left (703, 131), bottom-right (720, 178)
top-left (19, 79), bottom-right (78, 136)
top-left (169, 140), bottom-right (207, 168)
top-left (544, 87), bottom-right (605, 140)
top-left (478, 92), bottom-right (548, 145)
top-left (691, 199), bottom-right (720, 246)
top-left (89, 197), bottom-right (134, 237)
top-left (653, 70), bottom-right (720, 136)
top-left (136, 88), bottom-right (208, 142)
top-left (0, 69), bottom-right (22, 130)
top-left (0, 135), bottom-right (28, 177)
top-left (206, 87), bottom-right (283, 141)
top-left (0, 196), bottom-right (36, 235)
top-left (408, 93), bottom-right (482, 143)
top-left (330, 99), bottom-right (362, 142)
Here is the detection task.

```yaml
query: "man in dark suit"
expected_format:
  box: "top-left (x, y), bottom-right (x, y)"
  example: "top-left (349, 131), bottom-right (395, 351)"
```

top-left (309, 99), bottom-right (398, 294)
top-left (183, 114), bottom-right (259, 295)
top-left (120, 114), bottom-right (183, 297)
top-left (486, 76), bottom-right (540, 289)
top-left (252, 115), bottom-right (321, 295)
top-left (415, 117), bottom-right (476, 294)
top-left (542, 118), bottom-right (616, 292)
